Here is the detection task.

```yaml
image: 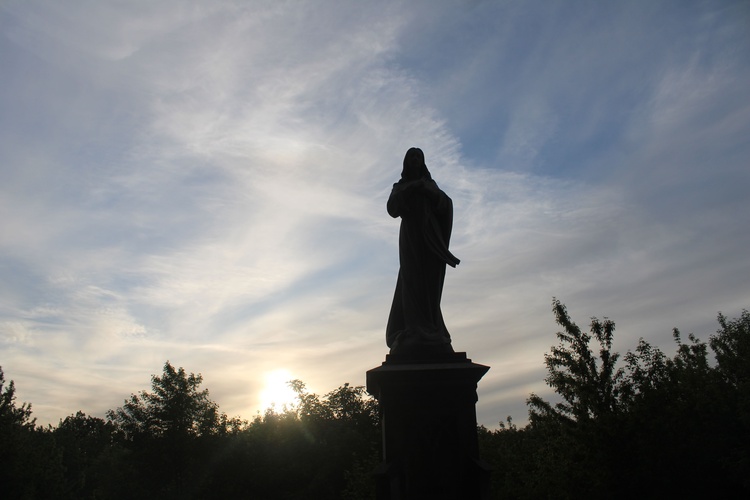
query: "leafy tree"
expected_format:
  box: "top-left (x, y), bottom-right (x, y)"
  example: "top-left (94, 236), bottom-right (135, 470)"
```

top-left (710, 309), bottom-right (750, 491)
top-left (196, 380), bottom-right (380, 499)
top-left (291, 380), bottom-right (379, 431)
top-left (711, 309), bottom-right (750, 405)
top-left (528, 298), bottom-right (626, 425)
top-left (0, 366), bottom-right (34, 430)
top-left (1, 366), bottom-right (34, 497)
top-left (478, 417), bottom-right (543, 499)
top-left (54, 411), bottom-right (121, 498)
top-left (1, 367), bottom-right (66, 498)
top-left (503, 302), bottom-right (750, 499)
top-left (105, 361), bottom-right (243, 498)
top-left (107, 361), bottom-right (231, 440)
top-left (521, 300), bottom-right (630, 497)
top-left (618, 329), bottom-right (723, 497)
top-left (289, 380), bottom-right (380, 498)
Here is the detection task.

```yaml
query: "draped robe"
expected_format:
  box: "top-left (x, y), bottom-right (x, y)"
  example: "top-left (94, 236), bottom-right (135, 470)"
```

top-left (386, 175), bottom-right (459, 355)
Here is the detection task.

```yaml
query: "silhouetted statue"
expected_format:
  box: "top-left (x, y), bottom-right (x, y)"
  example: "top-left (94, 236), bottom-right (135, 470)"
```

top-left (386, 147), bottom-right (460, 355)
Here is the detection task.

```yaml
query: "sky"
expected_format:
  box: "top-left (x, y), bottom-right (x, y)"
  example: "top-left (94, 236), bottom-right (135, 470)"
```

top-left (1, 0), bottom-right (749, 429)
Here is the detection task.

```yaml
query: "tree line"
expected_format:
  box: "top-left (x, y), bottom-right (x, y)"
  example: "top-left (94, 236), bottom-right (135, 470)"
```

top-left (2, 301), bottom-right (748, 498)
top-left (1, 361), bottom-right (379, 499)
top-left (479, 300), bottom-right (750, 498)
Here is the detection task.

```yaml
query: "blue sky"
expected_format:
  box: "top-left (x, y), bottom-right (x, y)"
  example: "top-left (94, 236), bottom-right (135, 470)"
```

top-left (1, 0), bottom-right (749, 428)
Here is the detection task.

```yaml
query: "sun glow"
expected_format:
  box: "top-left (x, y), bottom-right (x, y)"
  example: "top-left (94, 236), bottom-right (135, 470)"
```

top-left (259, 369), bottom-right (298, 411)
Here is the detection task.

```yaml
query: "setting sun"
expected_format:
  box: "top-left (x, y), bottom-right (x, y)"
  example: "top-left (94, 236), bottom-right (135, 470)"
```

top-left (259, 369), bottom-right (298, 411)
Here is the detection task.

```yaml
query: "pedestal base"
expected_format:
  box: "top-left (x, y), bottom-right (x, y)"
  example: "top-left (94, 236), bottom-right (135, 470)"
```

top-left (366, 353), bottom-right (491, 500)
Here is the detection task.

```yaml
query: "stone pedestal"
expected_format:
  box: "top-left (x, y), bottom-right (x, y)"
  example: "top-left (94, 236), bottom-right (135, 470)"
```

top-left (366, 352), bottom-right (491, 500)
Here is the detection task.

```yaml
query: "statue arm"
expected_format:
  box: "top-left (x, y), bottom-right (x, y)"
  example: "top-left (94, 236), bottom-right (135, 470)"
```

top-left (424, 180), bottom-right (451, 214)
top-left (387, 182), bottom-right (405, 218)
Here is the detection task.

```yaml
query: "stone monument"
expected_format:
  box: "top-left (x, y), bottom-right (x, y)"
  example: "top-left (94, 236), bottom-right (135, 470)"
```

top-left (367, 148), bottom-right (491, 499)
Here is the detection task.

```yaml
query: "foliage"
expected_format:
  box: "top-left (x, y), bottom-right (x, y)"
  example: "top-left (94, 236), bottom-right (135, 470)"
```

top-left (711, 309), bottom-right (750, 414)
top-left (520, 300), bottom-right (628, 497)
top-left (528, 298), bottom-right (626, 425)
top-left (102, 361), bottom-right (248, 498)
top-left (54, 411), bottom-right (121, 498)
top-left (188, 379), bottom-right (380, 499)
top-left (481, 302), bottom-right (750, 499)
top-left (1, 367), bottom-right (66, 498)
top-left (0, 364), bottom-right (372, 498)
top-left (106, 361), bottom-right (238, 440)
top-left (709, 310), bottom-right (750, 491)
top-left (0, 366), bottom-right (35, 430)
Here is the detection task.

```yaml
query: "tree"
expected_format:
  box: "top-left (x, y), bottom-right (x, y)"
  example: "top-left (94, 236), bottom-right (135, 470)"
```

top-left (290, 380), bottom-right (380, 498)
top-left (710, 309), bottom-right (750, 492)
top-left (54, 411), bottom-right (121, 498)
top-left (1, 366), bottom-right (35, 496)
top-left (711, 309), bottom-right (750, 397)
top-left (1, 367), bottom-right (65, 498)
top-left (477, 417), bottom-right (543, 499)
top-left (619, 328), bottom-right (723, 497)
top-left (107, 361), bottom-right (231, 440)
top-left (517, 302), bottom-right (750, 499)
top-left (0, 366), bottom-right (34, 430)
top-left (291, 379), bottom-right (379, 430)
top-left (196, 380), bottom-right (380, 499)
top-left (106, 361), bottom-right (242, 498)
top-left (528, 298), bottom-right (627, 424)
top-left (523, 299), bottom-right (630, 497)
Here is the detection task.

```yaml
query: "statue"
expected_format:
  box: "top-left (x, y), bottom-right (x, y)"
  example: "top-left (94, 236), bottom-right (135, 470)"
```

top-left (386, 147), bottom-right (460, 355)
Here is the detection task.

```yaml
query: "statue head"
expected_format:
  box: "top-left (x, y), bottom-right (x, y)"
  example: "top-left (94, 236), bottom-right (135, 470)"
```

top-left (401, 147), bottom-right (431, 181)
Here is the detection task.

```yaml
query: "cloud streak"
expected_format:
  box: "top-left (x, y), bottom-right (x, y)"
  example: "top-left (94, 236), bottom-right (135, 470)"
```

top-left (1, 1), bottom-right (748, 427)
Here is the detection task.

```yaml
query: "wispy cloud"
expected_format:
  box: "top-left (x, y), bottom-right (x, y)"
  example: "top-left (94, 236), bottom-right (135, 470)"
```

top-left (1, 1), bottom-right (748, 427)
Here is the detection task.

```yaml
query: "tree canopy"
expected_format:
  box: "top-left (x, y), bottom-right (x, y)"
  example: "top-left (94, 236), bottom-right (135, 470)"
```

top-left (106, 361), bottom-right (239, 441)
top-left (481, 301), bottom-right (750, 499)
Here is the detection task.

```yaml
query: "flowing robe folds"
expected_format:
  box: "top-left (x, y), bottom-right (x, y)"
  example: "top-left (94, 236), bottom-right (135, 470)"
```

top-left (386, 177), bottom-right (460, 355)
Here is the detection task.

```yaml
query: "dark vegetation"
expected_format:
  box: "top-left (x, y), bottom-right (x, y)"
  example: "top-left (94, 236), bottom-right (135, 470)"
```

top-left (2, 301), bottom-right (748, 498)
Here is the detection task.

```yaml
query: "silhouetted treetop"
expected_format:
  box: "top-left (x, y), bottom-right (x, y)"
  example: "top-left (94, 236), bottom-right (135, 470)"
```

top-left (106, 361), bottom-right (241, 440)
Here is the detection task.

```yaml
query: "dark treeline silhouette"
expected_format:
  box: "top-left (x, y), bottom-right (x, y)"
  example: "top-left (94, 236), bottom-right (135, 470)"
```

top-left (1, 363), bottom-right (379, 499)
top-left (1, 301), bottom-right (748, 498)
top-left (480, 300), bottom-right (750, 499)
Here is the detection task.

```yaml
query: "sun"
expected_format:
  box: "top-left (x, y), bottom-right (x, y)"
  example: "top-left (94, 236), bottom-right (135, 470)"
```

top-left (259, 369), bottom-right (298, 411)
